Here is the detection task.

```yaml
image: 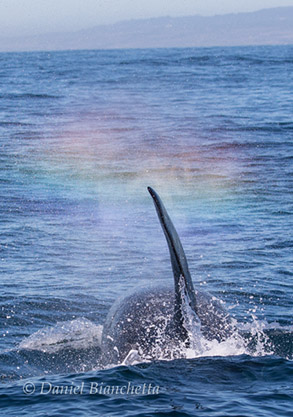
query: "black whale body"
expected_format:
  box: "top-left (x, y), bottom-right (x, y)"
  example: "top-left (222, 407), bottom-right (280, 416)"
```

top-left (101, 188), bottom-right (234, 365)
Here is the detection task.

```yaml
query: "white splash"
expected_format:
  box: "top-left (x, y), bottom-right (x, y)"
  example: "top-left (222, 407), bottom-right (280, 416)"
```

top-left (118, 313), bottom-right (276, 367)
top-left (19, 318), bottom-right (103, 353)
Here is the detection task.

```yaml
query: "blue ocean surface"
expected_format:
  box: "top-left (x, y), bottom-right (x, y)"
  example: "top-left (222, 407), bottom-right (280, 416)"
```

top-left (0, 45), bottom-right (292, 416)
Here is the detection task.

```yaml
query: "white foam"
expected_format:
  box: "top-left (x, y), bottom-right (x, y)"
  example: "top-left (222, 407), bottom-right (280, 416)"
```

top-left (118, 314), bottom-right (277, 367)
top-left (19, 318), bottom-right (103, 353)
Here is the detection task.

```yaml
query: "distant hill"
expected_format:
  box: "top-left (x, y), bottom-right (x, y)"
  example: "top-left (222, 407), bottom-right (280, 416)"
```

top-left (1, 7), bottom-right (293, 52)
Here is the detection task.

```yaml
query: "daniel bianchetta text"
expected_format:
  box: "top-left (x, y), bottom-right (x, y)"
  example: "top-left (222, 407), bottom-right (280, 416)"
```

top-left (23, 381), bottom-right (161, 396)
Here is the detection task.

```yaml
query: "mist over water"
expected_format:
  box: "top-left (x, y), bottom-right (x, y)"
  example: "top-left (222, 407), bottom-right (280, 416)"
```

top-left (0, 45), bottom-right (292, 416)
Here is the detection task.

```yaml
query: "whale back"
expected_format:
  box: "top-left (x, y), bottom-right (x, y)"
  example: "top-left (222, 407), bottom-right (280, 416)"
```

top-left (101, 285), bottom-right (233, 364)
top-left (101, 286), bottom-right (175, 364)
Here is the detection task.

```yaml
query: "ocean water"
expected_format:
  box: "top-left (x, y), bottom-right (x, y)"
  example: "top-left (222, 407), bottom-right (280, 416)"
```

top-left (0, 45), bottom-right (292, 416)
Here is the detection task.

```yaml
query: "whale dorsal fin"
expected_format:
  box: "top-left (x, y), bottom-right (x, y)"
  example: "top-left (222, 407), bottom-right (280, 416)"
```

top-left (148, 187), bottom-right (197, 333)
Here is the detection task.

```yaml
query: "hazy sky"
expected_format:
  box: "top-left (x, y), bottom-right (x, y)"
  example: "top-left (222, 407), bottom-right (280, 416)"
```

top-left (1, 0), bottom-right (293, 37)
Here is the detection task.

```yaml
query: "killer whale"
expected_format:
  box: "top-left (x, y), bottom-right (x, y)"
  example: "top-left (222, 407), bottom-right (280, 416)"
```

top-left (101, 187), bottom-right (234, 365)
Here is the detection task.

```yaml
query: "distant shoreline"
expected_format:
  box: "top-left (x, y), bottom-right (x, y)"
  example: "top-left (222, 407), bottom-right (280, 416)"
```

top-left (1, 43), bottom-right (292, 56)
top-left (1, 7), bottom-right (292, 53)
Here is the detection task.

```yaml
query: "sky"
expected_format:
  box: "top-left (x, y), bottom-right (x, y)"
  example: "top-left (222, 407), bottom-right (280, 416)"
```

top-left (1, 0), bottom-right (293, 37)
